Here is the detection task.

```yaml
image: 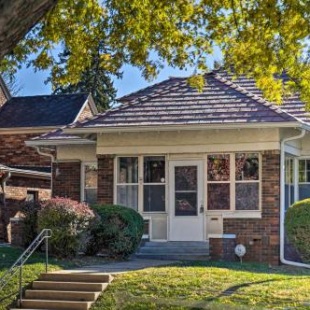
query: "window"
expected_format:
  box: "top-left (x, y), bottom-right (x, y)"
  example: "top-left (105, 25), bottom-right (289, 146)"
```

top-left (235, 153), bottom-right (259, 210)
top-left (298, 159), bottom-right (310, 200)
top-left (285, 156), bottom-right (295, 209)
top-left (116, 157), bottom-right (138, 210)
top-left (207, 154), bottom-right (230, 210)
top-left (116, 156), bottom-right (166, 212)
top-left (143, 156), bottom-right (165, 212)
top-left (207, 153), bottom-right (260, 211)
top-left (83, 163), bottom-right (98, 204)
top-left (26, 190), bottom-right (38, 202)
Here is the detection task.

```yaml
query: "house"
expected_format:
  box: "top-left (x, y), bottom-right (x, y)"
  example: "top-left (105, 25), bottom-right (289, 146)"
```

top-left (27, 70), bottom-right (310, 264)
top-left (0, 80), bottom-right (98, 243)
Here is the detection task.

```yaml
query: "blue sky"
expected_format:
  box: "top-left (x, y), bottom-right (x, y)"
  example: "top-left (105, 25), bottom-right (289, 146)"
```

top-left (15, 64), bottom-right (194, 99)
top-left (15, 48), bottom-right (221, 98)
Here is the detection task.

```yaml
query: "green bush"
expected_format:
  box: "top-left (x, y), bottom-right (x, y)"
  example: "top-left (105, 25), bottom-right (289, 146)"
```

top-left (37, 197), bottom-right (95, 258)
top-left (86, 205), bottom-right (144, 259)
top-left (285, 198), bottom-right (310, 263)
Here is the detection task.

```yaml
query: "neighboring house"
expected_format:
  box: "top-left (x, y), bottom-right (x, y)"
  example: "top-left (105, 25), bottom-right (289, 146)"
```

top-left (0, 83), bottom-right (97, 242)
top-left (27, 70), bottom-right (310, 264)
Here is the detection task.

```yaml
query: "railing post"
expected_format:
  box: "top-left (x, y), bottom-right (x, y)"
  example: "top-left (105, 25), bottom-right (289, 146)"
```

top-left (45, 234), bottom-right (48, 273)
top-left (19, 264), bottom-right (22, 308)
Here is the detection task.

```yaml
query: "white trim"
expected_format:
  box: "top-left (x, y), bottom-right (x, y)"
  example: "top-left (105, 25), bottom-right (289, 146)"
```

top-left (284, 144), bottom-right (301, 156)
top-left (26, 139), bottom-right (96, 147)
top-left (64, 122), bottom-right (303, 135)
top-left (208, 234), bottom-right (236, 239)
top-left (73, 95), bottom-right (98, 123)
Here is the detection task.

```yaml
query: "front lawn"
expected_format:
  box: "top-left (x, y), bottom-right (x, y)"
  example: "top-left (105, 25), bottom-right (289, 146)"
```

top-left (0, 246), bottom-right (107, 310)
top-left (92, 261), bottom-right (310, 310)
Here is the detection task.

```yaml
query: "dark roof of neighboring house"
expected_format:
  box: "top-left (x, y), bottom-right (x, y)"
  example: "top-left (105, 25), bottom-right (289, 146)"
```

top-left (0, 93), bottom-right (89, 128)
top-left (9, 165), bottom-right (51, 173)
top-left (68, 72), bottom-right (298, 130)
top-left (0, 163), bottom-right (50, 179)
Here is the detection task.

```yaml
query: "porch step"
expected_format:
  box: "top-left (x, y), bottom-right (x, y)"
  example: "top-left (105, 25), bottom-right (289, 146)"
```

top-left (136, 241), bottom-right (210, 261)
top-left (13, 271), bottom-right (113, 310)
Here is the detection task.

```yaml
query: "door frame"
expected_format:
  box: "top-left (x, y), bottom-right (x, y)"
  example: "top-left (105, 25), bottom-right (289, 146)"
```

top-left (168, 160), bottom-right (205, 241)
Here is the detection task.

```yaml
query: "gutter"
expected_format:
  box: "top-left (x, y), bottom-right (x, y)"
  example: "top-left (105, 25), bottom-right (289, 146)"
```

top-left (280, 128), bottom-right (310, 268)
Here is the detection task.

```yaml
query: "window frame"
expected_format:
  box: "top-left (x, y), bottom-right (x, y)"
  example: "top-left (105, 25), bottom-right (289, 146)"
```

top-left (114, 155), bottom-right (167, 214)
top-left (206, 152), bottom-right (262, 213)
top-left (81, 161), bottom-right (98, 204)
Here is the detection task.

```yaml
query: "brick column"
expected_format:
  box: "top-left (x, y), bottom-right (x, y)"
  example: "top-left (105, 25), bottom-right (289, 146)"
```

top-left (52, 161), bottom-right (81, 201)
top-left (10, 217), bottom-right (24, 247)
top-left (223, 150), bottom-right (280, 265)
top-left (97, 155), bottom-right (114, 205)
top-left (209, 237), bottom-right (237, 261)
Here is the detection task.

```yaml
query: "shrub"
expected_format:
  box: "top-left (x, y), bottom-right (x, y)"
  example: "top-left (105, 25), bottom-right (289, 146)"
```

top-left (37, 197), bottom-right (95, 258)
top-left (85, 205), bottom-right (144, 259)
top-left (22, 200), bottom-right (42, 247)
top-left (285, 198), bottom-right (310, 263)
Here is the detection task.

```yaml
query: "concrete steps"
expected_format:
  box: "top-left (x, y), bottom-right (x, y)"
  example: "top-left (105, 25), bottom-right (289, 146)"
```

top-left (136, 241), bottom-right (210, 261)
top-left (12, 271), bottom-right (113, 310)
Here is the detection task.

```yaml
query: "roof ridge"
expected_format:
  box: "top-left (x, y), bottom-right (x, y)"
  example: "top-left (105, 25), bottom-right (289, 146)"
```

top-left (212, 73), bottom-right (300, 123)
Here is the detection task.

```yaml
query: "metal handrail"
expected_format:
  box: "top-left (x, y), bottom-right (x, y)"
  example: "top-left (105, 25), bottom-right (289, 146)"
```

top-left (0, 229), bottom-right (52, 306)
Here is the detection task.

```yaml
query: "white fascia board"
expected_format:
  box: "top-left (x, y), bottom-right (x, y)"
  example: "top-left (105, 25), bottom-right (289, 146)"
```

top-left (0, 126), bottom-right (61, 134)
top-left (25, 139), bottom-right (96, 147)
top-left (10, 169), bottom-right (51, 179)
top-left (63, 121), bottom-right (303, 135)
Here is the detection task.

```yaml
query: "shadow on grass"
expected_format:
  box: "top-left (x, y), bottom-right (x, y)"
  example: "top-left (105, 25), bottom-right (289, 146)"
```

top-left (174, 260), bottom-right (310, 276)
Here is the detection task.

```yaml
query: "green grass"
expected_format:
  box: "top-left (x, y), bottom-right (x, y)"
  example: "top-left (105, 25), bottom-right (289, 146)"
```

top-left (92, 261), bottom-right (310, 310)
top-left (0, 246), bottom-right (108, 310)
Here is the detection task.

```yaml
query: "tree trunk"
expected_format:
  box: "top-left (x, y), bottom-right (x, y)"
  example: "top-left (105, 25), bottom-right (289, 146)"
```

top-left (0, 0), bottom-right (58, 59)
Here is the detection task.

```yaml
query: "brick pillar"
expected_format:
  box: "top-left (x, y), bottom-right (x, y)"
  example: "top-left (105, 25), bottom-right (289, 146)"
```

top-left (223, 150), bottom-right (280, 265)
top-left (209, 237), bottom-right (237, 261)
top-left (10, 217), bottom-right (24, 247)
top-left (97, 155), bottom-right (114, 204)
top-left (52, 161), bottom-right (81, 201)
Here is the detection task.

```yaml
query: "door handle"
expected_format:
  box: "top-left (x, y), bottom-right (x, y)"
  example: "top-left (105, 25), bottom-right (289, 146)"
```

top-left (200, 205), bottom-right (204, 213)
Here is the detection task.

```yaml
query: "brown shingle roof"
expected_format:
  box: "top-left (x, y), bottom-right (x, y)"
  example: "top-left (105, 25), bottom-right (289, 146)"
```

top-left (70, 72), bottom-right (297, 129)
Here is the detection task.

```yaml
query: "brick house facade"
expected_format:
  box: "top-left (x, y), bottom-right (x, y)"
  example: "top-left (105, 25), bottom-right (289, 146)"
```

top-left (29, 71), bottom-right (310, 264)
top-left (0, 84), bottom-right (97, 242)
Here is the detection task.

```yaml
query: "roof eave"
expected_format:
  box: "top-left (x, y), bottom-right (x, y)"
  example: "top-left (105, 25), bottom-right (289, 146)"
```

top-left (25, 138), bottom-right (96, 147)
top-left (63, 121), bottom-right (304, 134)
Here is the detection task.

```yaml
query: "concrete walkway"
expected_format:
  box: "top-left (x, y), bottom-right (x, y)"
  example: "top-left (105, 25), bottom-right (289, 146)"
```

top-left (59, 258), bottom-right (178, 274)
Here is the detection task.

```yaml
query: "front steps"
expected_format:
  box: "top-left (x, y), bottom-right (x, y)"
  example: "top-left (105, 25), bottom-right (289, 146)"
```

top-left (136, 241), bottom-right (210, 260)
top-left (11, 271), bottom-right (113, 310)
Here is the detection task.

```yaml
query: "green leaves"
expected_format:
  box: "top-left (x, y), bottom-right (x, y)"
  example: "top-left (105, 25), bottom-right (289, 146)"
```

top-left (1, 0), bottom-right (310, 109)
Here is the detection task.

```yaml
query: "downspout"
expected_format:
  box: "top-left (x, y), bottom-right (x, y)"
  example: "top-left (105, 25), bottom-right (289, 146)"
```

top-left (35, 147), bottom-right (55, 197)
top-left (280, 128), bottom-right (310, 268)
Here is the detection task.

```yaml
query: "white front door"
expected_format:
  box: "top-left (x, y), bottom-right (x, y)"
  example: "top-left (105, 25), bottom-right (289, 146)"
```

top-left (169, 160), bottom-right (204, 241)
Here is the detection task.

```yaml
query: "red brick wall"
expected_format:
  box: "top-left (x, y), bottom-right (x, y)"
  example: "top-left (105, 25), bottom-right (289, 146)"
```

top-left (97, 155), bottom-right (114, 204)
top-left (77, 103), bottom-right (94, 122)
top-left (52, 161), bottom-right (81, 201)
top-left (0, 133), bottom-right (51, 166)
top-left (0, 84), bottom-right (8, 107)
top-left (0, 177), bottom-right (51, 242)
top-left (222, 150), bottom-right (280, 265)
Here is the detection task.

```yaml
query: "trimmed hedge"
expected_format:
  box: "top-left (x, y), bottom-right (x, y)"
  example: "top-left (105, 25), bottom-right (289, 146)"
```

top-left (285, 198), bottom-right (310, 263)
top-left (86, 205), bottom-right (144, 259)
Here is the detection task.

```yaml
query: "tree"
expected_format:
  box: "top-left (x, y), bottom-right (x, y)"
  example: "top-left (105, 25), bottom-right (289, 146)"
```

top-left (52, 48), bottom-right (117, 111)
top-left (1, 1), bottom-right (310, 108)
top-left (0, 0), bottom-right (58, 59)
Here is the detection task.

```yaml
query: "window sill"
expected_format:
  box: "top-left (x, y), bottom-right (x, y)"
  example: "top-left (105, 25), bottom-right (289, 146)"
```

top-left (206, 210), bottom-right (262, 219)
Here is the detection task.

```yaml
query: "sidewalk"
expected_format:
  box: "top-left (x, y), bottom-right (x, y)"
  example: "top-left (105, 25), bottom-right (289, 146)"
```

top-left (58, 258), bottom-right (178, 274)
